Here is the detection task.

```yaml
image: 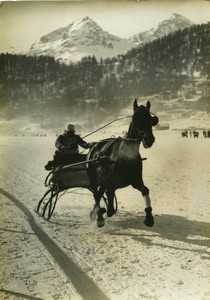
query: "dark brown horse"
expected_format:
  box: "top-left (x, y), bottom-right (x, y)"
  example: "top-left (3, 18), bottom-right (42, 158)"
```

top-left (87, 99), bottom-right (159, 227)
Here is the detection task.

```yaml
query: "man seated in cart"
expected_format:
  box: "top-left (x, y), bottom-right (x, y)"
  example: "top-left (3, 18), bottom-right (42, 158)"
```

top-left (45, 124), bottom-right (91, 170)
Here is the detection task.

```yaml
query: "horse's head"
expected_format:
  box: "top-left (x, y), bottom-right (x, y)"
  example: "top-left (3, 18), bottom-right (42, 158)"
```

top-left (129, 99), bottom-right (159, 148)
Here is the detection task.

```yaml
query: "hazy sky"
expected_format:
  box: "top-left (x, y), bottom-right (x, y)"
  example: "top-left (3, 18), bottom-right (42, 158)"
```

top-left (0, 0), bottom-right (210, 54)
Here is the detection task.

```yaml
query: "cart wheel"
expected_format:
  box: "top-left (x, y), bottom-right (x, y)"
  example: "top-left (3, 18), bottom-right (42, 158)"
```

top-left (36, 184), bottom-right (59, 220)
top-left (36, 188), bottom-right (52, 215)
top-left (44, 171), bottom-right (53, 186)
top-left (42, 192), bottom-right (58, 220)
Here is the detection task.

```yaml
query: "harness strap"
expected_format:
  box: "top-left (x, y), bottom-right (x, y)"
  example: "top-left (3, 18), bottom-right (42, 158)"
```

top-left (86, 138), bottom-right (118, 164)
top-left (99, 139), bottom-right (118, 157)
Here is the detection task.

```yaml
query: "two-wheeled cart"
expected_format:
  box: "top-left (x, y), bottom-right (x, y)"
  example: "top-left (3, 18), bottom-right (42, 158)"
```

top-left (36, 156), bottom-right (117, 221)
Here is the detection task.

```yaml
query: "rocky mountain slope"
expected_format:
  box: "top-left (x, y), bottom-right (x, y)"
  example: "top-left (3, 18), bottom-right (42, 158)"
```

top-left (28, 16), bottom-right (133, 63)
top-left (129, 13), bottom-right (194, 45)
top-left (27, 14), bottom-right (194, 64)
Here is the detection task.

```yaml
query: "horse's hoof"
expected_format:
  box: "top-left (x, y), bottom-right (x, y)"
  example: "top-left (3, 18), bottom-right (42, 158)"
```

top-left (144, 207), bottom-right (154, 227)
top-left (107, 211), bottom-right (113, 217)
top-left (90, 210), bottom-right (96, 221)
top-left (107, 208), bottom-right (116, 217)
top-left (97, 219), bottom-right (105, 228)
top-left (144, 219), bottom-right (154, 227)
top-left (99, 207), bottom-right (106, 215)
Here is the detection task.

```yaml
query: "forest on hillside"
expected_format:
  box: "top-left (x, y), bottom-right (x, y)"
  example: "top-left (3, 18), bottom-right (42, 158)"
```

top-left (0, 23), bottom-right (210, 122)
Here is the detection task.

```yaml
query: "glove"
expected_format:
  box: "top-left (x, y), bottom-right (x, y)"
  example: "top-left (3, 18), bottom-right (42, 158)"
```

top-left (60, 145), bottom-right (66, 151)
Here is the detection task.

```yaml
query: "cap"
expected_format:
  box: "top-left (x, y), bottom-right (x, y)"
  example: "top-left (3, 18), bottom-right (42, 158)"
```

top-left (66, 124), bottom-right (75, 132)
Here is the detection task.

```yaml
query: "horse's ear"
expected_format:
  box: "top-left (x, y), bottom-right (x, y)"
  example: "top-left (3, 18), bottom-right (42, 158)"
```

top-left (133, 99), bottom-right (138, 111)
top-left (146, 101), bottom-right (151, 110)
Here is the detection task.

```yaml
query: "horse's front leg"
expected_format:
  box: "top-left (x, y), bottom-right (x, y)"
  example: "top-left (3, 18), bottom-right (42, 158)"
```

top-left (132, 179), bottom-right (154, 227)
top-left (141, 186), bottom-right (154, 227)
top-left (132, 160), bottom-right (154, 227)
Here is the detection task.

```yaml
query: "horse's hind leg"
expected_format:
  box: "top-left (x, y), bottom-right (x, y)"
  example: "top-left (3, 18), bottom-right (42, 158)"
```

top-left (90, 187), bottom-right (105, 222)
top-left (106, 189), bottom-right (116, 217)
top-left (97, 187), bottom-right (107, 228)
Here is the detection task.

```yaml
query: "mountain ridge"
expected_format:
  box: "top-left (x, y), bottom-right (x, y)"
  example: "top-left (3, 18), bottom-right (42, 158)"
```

top-left (29, 16), bottom-right (133, 63)
top-left (128, 13), bottom-right (194, 45)
top-left (27, 14), bottom-right (194, 64)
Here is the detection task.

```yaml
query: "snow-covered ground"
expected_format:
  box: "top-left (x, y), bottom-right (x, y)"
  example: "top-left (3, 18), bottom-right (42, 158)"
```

top-left (0, 130), bottom-right (210, 300)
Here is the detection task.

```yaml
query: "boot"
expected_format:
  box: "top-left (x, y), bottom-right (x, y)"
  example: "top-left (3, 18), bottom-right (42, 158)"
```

top-left (44, 160), bottom-right (54, 171)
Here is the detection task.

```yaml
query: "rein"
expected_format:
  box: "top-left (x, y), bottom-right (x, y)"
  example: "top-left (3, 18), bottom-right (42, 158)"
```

top-left (80, 106), bottom-right (157, 144)
top-left (82, 116), bottom-right (131, 139)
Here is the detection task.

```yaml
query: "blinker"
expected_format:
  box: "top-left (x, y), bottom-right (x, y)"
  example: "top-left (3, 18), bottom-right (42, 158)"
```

top-left (151, 116), bottom-right (159, 126)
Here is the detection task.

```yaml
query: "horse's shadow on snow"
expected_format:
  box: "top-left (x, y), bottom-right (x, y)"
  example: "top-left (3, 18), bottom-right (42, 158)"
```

top-left (108, 212), bottom-right (210, 258)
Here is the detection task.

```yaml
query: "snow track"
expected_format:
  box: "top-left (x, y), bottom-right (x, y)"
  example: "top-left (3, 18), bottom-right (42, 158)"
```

top-left (0, 187), bottom-right (108, 300)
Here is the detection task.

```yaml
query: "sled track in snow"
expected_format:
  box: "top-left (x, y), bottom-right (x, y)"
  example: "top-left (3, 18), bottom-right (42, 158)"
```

top-left (0, 187), bottom-right (109, 300)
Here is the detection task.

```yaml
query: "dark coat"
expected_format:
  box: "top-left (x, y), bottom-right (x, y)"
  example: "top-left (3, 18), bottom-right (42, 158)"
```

top-left (55, 132), bottom-right (89, 155)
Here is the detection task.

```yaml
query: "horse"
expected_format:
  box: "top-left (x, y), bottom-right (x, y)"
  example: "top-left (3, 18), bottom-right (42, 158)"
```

top-left (193, 130), bottom-right (199, 138)
top-left (87, 99), bottom-right (159, 227)
top-left (181, 130), bottom-right (188, 138)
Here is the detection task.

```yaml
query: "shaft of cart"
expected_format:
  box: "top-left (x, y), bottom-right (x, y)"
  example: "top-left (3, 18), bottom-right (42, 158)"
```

top-left (54, 155), bottom-right (107, 172)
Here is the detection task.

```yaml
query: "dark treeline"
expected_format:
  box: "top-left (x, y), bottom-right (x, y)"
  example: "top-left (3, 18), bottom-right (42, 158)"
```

top-left (0, 23), bottom-right (210, 121)
top-left (118, 23), bottom-right (210, 96)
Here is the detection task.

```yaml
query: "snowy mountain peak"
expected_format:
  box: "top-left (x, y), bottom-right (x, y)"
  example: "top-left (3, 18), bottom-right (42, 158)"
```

top-left (28, 16), bottom-right (133, 63)
top-left (129, 13), bottom-right (194, 46)
top-left (28, 14), bottom-right (194, 64)
top-left (158, 13), bottom-right (194, 30)
top-left (171, 13), bottom-right (190, 21)
top-left (67, 16), bottom-right (99, 33)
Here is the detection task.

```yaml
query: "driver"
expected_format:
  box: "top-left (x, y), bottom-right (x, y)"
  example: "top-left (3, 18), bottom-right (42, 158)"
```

top-left (45, 124), bottom-right (90, 170)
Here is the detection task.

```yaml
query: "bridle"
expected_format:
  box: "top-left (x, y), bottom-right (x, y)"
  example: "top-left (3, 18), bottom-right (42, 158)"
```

top-left (131, 121), bottom-right (146, 142)
top-left (131, 107), bottom-right (158, 146)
